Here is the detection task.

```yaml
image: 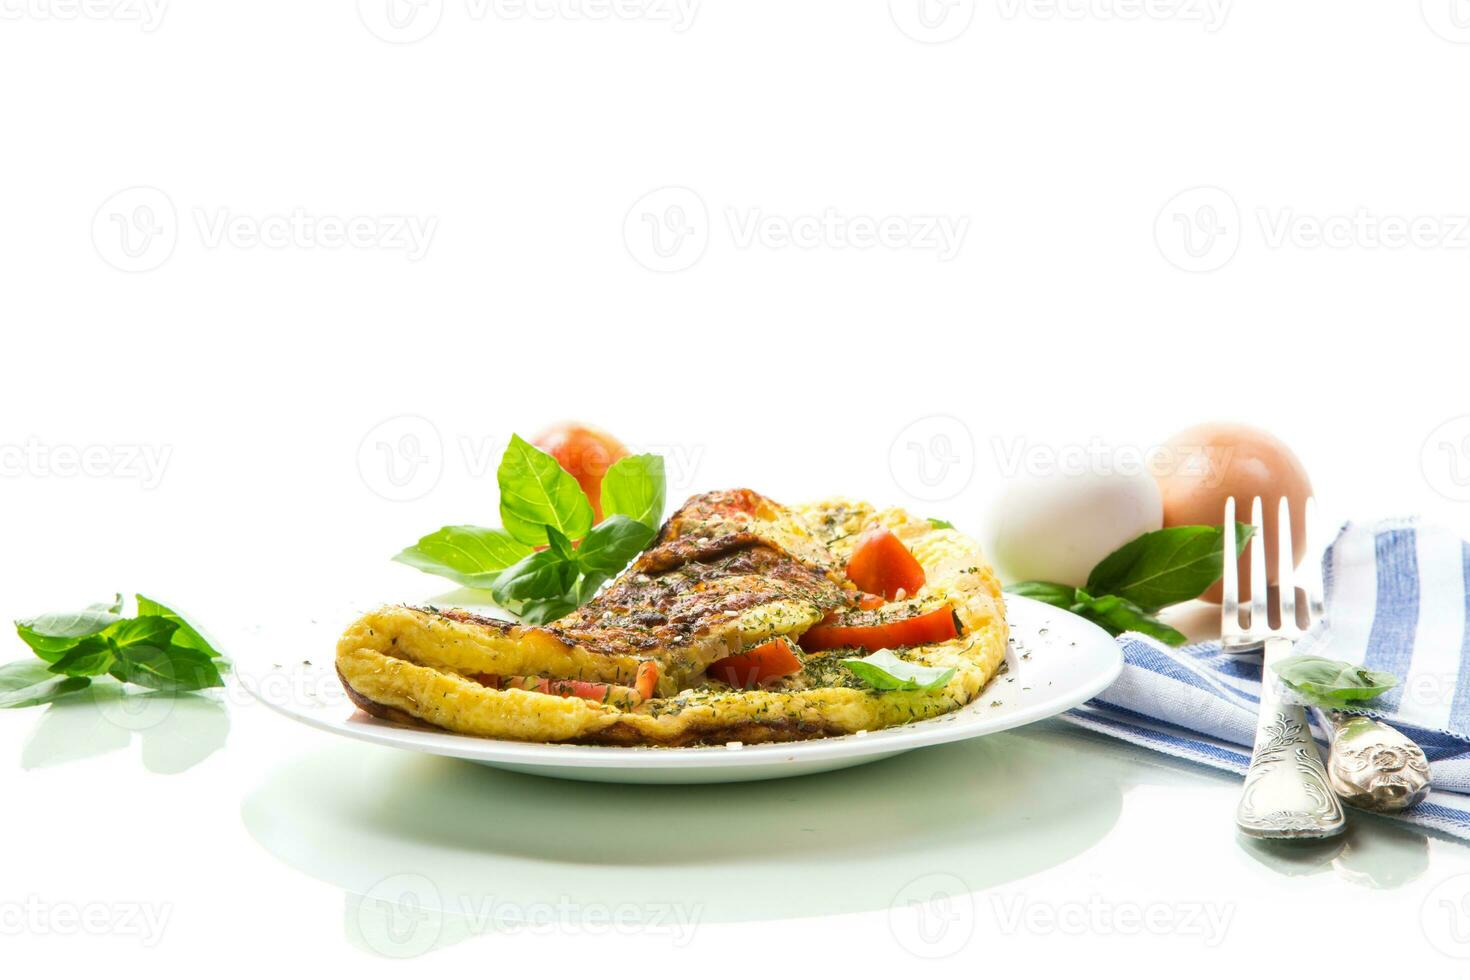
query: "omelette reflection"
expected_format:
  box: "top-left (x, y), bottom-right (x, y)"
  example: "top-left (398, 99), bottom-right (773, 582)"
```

top-left (241, 720), bottom-right (1124, 957)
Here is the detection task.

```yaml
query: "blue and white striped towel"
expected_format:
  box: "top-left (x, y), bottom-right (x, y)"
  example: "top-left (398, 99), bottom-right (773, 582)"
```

top-left (1064, 518), bottom-right (1470, 841)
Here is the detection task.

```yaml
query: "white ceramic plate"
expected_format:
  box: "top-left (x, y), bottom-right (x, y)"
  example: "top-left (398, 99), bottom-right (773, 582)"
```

top-left (238, 594), bottom-right (1121, 784)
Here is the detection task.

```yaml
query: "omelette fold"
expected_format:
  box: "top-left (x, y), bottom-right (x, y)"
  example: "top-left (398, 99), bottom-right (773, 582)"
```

top-left (335, 489), bottom-right (1008, 746)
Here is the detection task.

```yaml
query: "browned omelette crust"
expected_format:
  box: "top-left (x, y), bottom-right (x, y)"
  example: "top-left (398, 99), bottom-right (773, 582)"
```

top-left (336, 489), bottom-right (1008, 746)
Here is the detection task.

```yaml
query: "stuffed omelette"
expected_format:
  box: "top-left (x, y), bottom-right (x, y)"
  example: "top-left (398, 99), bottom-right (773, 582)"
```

top-left (335, 489), bottom-right (1008, 746)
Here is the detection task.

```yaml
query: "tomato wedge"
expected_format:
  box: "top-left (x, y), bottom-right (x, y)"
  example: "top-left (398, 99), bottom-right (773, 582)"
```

top-left (635, 661), bottom-right (660, 701)
top-left (845, 527), bottom-right (926, 601)
top-left (708, 639), bottom-right (803, 689)
top-left (798, 604), bottom-right (960, 653)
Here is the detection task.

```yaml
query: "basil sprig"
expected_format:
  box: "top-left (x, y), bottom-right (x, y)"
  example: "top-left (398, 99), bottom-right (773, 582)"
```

top-left (394, 437), bottom-right (667, 625)
top-left (841, 649), bottom-right (956, 692)
top-left (1273, 655), bottom-right (1398, 709)
top-left (1006, 523), bottom-right (1252, 645)
top-left (4, 595), bottom-right (228, 709)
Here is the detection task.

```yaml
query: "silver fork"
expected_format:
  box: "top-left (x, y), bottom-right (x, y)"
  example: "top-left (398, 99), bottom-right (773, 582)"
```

top-left (1226, 496), bottom-right (1345, 839)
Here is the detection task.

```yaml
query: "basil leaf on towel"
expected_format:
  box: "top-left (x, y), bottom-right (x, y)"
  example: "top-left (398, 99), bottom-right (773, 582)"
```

top-left (498, 434), bottom-right (595, 547)
top-left (841, 649), bottom-right (956, 692)
top-left (393, 526), bottom-right (534, 590)
top-left (1086, 522), bottom-right (1253, 612)
top-left (1273, 655), bottom-right (1398, 707)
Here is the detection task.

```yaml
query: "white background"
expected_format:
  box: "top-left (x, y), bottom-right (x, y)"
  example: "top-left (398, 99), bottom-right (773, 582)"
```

top-left (5, 0), bottom-right (1470, 973)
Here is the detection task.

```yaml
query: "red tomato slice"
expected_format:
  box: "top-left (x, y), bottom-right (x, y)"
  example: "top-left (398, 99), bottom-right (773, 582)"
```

top-left (545, 679), bottom-right (610, 701)
top-left (708, 639), bottom-right (803, 689)
top-left (798, 604), bottom-right (960, 653)
top-left (845, 527), bottom-right (926, 601)
top-left (635, 662), bottom-right (660, 701)
top-left (495, 675), bottom-right (611, 702)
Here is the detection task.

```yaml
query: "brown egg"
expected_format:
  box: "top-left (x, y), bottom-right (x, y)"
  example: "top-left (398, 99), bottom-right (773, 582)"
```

top-left (1152, 423), bottom-right (1312, 604)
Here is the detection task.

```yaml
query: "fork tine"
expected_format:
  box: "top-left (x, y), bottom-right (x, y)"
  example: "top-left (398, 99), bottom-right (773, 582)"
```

top-left (1277, 496), bottom-right (1298, 634)
top-left (1303, 496), bottom-right (1326, 624)
top-left (1221, 497), bottom-right (1240, 640)
top-left (1248, 496), bottom-right (1268, 637)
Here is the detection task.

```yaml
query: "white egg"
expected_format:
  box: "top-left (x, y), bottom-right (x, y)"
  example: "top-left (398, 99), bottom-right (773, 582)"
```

top-left (983, 467), bottom-right (1163, 588)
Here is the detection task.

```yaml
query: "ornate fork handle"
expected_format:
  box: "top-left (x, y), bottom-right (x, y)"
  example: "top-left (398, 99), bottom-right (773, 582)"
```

top-left (1236, 639), bottom-right (1346, 839)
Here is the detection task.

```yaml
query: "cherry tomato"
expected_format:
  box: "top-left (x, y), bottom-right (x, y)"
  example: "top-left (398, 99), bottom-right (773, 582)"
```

top-left (845, 527), bottom-right (926, 601)
top-left (798, 604), bottom-right (959, 653)
top-left (707, 639), bottom-right (803, 689)
top-left (533, 422), bottom-right (629, 522)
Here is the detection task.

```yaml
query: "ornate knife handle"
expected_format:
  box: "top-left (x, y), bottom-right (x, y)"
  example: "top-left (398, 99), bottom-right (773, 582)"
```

top-left (1319, 711), bottom-right (1431, 814)
top-left (1236, 640), bottom-right (1346, 839)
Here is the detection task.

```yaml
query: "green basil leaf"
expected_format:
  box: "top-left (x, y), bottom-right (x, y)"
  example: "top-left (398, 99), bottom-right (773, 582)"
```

top-left (109, 643), bottom-right (224, 693)
top-left (491, 550), bottom-right (578, 606)
top-left (1004, 581), bottom-right (1077, 608)
top-left (1070, 594), bottom-right (1187, 646)
top-left (928, 517), bottom-right (954, 530)
top-left (1085, 523), bottom-right (1253, 613)
top-left (0, 661), bottom-right (92, 708)
top-left (600, 454), bottom-right (666, 530)
top-left (393, 525), bottom-right (534, 590)
top-left (101, 616), bottom-right (223, 691)
top-left (577, 515), bottom-right (656, 579)
top-left (1273, 655), bottom-right (1398, 707)
top-left (840, 649), bottom-right (957, 692)
top-left (105, 615), bottom-right (180, 650)
top-left (47, 637), bottom-right (117, 677)
top-left (545, 526), bottom-right (577, 563)
top-left (517, 595), bottom-right (580, 625)
top-left (498, 434), bottom-right (594, 547)
top-left (573, 515), bottom-right (656, 604)
top-left (135, 595), bottom-right (226, 663)
top-left (15, 600), bottom-right (125, 661)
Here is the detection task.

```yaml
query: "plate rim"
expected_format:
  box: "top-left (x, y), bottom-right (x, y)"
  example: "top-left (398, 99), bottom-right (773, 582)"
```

top-left (241, 594), bottom-right (1122, 770)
